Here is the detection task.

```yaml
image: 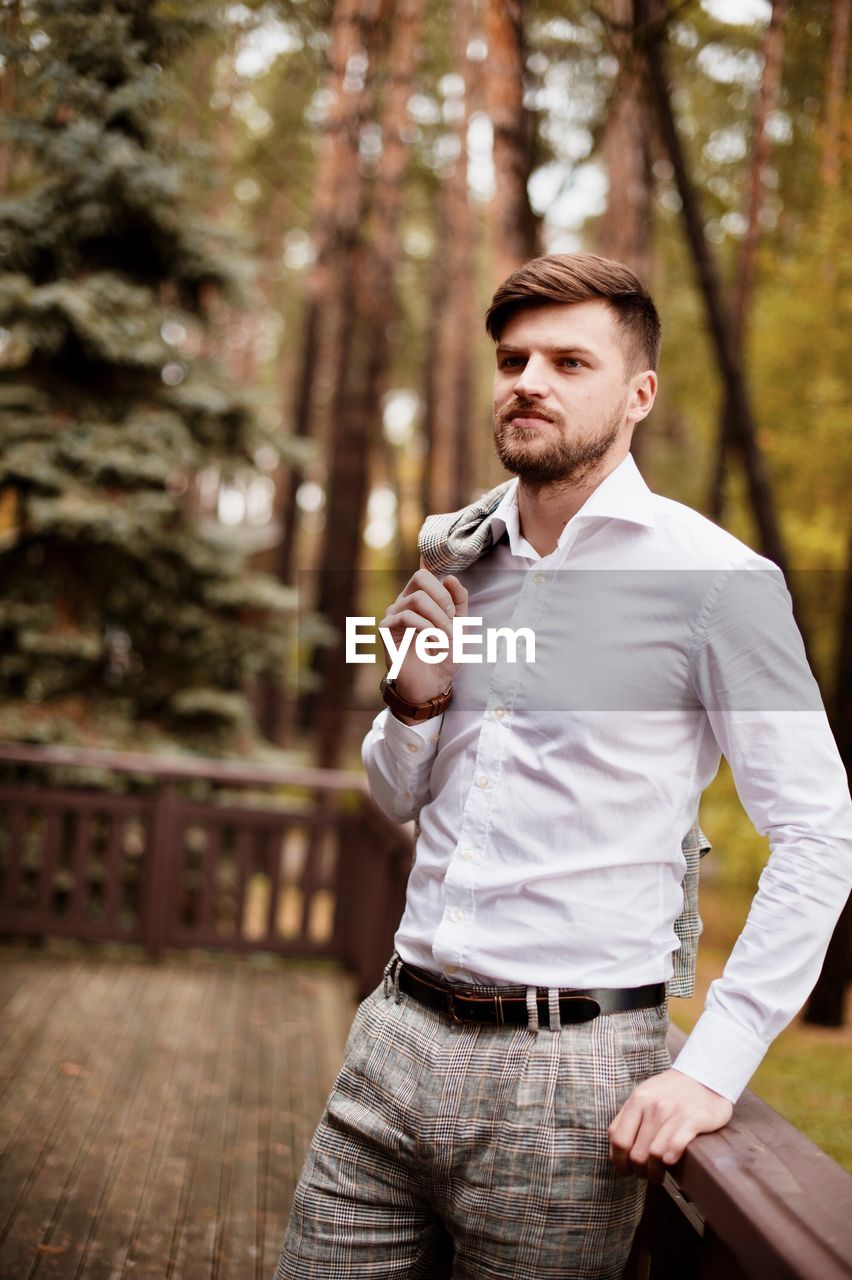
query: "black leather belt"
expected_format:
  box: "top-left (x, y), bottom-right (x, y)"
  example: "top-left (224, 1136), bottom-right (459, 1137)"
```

top-left (397, 961), bottom-right (665, 1027)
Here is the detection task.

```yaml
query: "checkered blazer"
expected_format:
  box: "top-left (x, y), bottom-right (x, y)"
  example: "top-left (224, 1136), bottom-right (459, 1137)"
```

top-left (417, 484), bottom-right (711, 999)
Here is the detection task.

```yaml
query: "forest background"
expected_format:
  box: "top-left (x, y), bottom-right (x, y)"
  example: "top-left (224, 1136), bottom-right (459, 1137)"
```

top-left (0, 0), bottom-right (849, 1166)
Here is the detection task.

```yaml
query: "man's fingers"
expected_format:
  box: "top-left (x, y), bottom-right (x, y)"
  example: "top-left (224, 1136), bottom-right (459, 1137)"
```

top-left (609, 1070), bottom-right (734, 1182)
top-left (634, 1113), bottom-right (687, 1183)
top-left (623, 1108), bottom-right (665, 1179)
top-left (402, 568), bottom-right (460, 619)
top-left (378, 608), bottom-right (448, 639)
top-left (646, 1113), bottom-right (686, 1162)
top-left (607, 1099), bottom-right (643, 1177)
top-left (384, 589), bottom-right (453, 632)
top-left (443, 574), bottom-right (469, 614)
top-left (609, 1097), bottom-right (686, 1181)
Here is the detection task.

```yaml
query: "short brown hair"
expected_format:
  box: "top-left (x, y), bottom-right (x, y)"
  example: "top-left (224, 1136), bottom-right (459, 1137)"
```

top-left (485, 252), bottom-right (661, 373)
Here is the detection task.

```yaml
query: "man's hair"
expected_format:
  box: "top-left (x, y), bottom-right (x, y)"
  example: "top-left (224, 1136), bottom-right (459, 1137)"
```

top-left (485, 252), bottom-right (661, 374)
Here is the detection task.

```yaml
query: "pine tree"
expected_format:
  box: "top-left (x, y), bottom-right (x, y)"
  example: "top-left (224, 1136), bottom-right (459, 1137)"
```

top-left (0, 0), bottom-right (293, 752)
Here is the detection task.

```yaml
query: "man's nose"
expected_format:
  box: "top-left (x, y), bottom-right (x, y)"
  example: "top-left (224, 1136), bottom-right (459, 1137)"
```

top-left (511, 354), bottom-right (550, 398)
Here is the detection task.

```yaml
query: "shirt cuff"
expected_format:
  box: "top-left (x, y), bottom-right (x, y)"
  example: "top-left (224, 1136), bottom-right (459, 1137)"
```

top-left (670, 1007), bottom-right (770, 1102)
top-left (378, 705), bottom-right (444, 759)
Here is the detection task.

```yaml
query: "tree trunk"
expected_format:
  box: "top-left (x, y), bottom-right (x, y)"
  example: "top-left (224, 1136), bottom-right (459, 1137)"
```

top-left (597, 0), bottom-right (656, 469)
top-left (638, 0), bottom-right (793, 589)
top-left (277, 0), bottom-right (376, 582)
top-left (0, 2), bottom-right (20, 194)
top-left (313, 0), bottom-right (425, 768)
top-left (420, 197), bottom-right (451, 517)
top-left (817, 0), bottom-right (851, 299)
top-left (427, 0), bottom-right (476, 516)
top-left (821, 0), bottom-right (851, 191)
top-left (483, 0), bottom-right (540, 285)
top-left (597, 0), bottom-right (654, 285)
top-left (805, 529), bottom-right (852, 1025)
top-left (709, 0), bottom-right (789, 521)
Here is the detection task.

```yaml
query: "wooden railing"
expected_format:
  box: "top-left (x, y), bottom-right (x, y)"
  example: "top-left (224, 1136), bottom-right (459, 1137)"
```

top-left (1, 741), bottom-right (850, 1278)
top-left (0, 742), bottom-right (412, 997)
top-left (624, 1026), bottom-right (852, 1280)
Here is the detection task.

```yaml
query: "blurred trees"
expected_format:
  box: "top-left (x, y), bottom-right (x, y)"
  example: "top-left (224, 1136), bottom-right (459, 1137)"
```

top-left (639, 0), bottom-right (791, 580)
top-left (0, 0), bottom-right (293, 752)
top-left (0, 1), bottom-right (848, 788)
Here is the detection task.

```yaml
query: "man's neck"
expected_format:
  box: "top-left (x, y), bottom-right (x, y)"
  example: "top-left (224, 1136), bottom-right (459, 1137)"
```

top-left (516, 449), bottom-right (628, 557)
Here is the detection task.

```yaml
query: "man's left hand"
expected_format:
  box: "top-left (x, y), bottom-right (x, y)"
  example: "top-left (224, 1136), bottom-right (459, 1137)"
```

top-left (608, 1068), bottom-right (733, 1184)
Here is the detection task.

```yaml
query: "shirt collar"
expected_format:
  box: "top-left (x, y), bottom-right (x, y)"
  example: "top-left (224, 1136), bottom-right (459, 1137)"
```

top-left (488, 453), bottom-right (656, 556)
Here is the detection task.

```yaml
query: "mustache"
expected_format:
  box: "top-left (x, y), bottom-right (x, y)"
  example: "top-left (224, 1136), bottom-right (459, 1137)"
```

top-left (497, 400), bottom-right (560, 425)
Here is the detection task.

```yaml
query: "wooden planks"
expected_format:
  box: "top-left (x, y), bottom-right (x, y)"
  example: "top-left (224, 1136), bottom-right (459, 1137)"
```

top-left (0, 945), bottom-right (356, 1280)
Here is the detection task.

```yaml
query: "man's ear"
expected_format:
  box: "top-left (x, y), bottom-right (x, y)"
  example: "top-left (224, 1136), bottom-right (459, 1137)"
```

top-left (628, 370), bottom-right (657, 425)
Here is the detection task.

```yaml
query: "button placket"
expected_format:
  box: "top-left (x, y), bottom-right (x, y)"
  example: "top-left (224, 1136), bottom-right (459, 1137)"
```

top-left (443, 553), bottom-right (575, 975)
top-left (461, 566), bottom-right (551, 863)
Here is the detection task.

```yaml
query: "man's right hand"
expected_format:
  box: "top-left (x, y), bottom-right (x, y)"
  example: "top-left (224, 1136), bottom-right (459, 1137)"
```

top-left (378, 566), bottom-right (469, 715)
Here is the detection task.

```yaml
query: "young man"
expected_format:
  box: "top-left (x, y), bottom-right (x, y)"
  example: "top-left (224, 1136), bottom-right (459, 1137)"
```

top-left (275, 254), bottom-right (852, 1280)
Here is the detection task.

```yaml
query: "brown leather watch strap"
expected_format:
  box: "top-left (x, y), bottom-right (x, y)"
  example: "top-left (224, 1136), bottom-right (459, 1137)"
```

top-left (380, 673), bottom-right (453, 722)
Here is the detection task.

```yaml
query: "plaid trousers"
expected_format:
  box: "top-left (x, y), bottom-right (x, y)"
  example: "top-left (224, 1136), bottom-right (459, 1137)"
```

top-left (274, 964), bottom-right (671, 1280)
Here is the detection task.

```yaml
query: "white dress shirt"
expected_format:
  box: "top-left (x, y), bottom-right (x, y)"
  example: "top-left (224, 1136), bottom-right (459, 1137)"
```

top-left (362, 454), bottom-right (852, 1101)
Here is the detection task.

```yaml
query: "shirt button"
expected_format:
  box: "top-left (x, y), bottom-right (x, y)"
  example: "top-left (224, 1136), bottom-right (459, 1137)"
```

top-left (450, 909), bottom-right (464, 923)
top-left (461, 847), bottom-right (476, 861)
top-left (405, 741), bottom-right (420, 753)
top-left (533, 572), bottom-right (546, 584)
top-left (493, 706), bottom-right (506, 719)
top-left (476, 774), bottom-right (490, 788)
top-left (446, 964), bottom-right (458, 975)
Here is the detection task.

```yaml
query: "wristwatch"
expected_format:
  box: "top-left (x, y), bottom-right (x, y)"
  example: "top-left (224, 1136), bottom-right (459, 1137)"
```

top-left (380, 672), bottom-right (453, 722)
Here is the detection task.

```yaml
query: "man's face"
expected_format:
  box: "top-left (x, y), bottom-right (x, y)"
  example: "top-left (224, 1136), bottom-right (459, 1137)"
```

top-left (491, 300), bottom-right (654, 486)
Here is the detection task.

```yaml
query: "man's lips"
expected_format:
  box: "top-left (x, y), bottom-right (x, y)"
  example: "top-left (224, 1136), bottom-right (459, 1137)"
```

top-left (508, 414), bottom-right (554, 428)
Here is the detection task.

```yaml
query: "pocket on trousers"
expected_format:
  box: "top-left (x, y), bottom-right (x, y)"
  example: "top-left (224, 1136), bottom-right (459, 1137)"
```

top-left (607, 1004), bottom-right (671, 1092)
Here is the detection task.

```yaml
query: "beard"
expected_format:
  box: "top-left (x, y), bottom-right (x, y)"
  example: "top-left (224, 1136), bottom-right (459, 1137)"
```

top-left (492, 398), bottom-right (624, 487)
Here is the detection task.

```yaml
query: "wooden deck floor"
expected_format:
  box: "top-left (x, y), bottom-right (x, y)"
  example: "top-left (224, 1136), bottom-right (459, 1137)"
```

top-left (0, 942), bottom-right (357, 1280)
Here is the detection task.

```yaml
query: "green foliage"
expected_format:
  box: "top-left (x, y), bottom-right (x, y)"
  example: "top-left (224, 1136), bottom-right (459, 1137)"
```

top-left (0, 0), bottom-right (292, 752)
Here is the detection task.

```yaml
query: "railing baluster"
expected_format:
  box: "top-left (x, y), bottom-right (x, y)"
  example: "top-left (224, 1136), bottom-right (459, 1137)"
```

top-left (142, 784), bottom-right (178, 957)
top-left (3, 804), bottom-right (27, 912)
top-left (197, 822), bottom-right (221, 936)
top-left (66, 808), bottom-right (91, 924)
top-left (265, 826), bottom-right (283, 942)
top-left (101, 810), bottom-right (125, 931)
top-left (233, 826), bottom-right (252, 943)
top-left (299, 796), bottom-right (330, 942)
top-left (36, 807), bottom-right (63, 924)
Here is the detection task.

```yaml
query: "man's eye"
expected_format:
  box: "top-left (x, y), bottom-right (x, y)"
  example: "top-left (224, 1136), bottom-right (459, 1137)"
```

top-left (499, 357), bottom-right (523, 369)
top-left (559, 358), bottom-right (582, 369)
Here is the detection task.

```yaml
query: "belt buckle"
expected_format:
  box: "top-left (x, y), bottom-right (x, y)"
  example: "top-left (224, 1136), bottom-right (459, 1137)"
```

top-left (561, 995), bottom-right (601, 1023)
top-left (447, 990), bottom-right (506, 1025)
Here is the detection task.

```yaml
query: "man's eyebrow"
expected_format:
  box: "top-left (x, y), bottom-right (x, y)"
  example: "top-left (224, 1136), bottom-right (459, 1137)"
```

top-left (495, 343), bottom-right (599, 359)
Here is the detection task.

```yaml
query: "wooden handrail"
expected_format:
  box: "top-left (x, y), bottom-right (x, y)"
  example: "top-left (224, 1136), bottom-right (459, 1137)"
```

top-left (658, 1025), bottom-right (852, 1280)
